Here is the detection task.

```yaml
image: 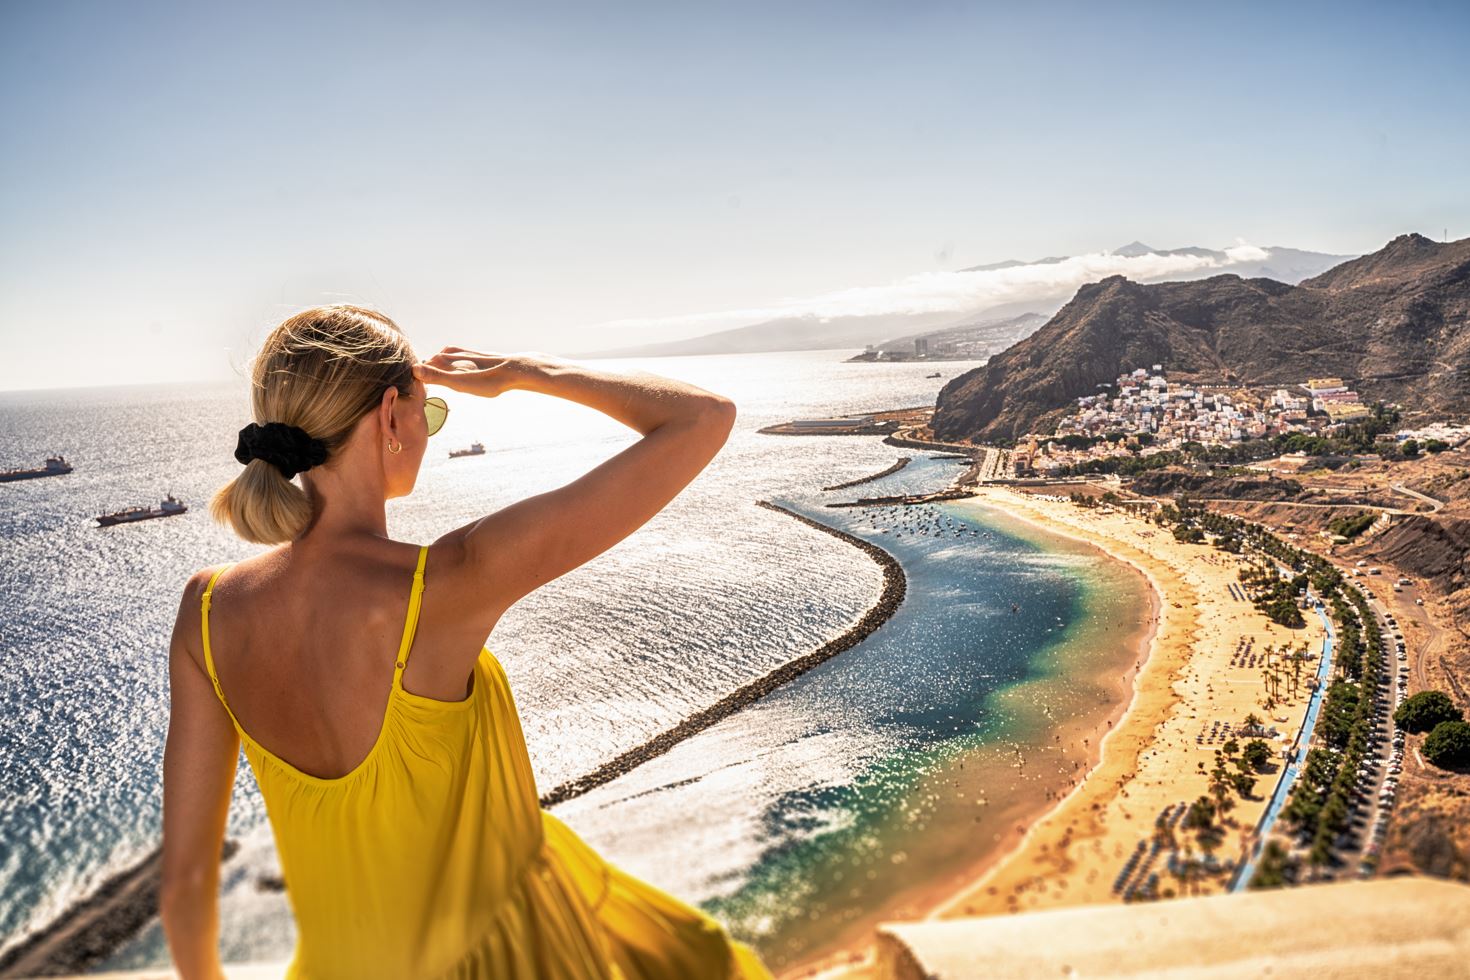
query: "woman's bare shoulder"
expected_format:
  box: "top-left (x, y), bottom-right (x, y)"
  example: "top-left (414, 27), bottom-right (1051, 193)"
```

top-left (171, 564), bottom-right (235, 676)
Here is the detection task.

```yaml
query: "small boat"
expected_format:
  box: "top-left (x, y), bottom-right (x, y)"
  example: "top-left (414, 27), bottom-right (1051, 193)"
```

top-left (96, 493), bottom-right (188, 527)
top-left (0, 454), bottom-right (73, 483)
top-left (925, 372), bottom-right (943, 379)
top-left (449, 441), bottom-right (486, 459)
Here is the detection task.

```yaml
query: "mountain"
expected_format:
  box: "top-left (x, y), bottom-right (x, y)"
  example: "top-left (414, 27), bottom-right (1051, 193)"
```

top-left (571, 242), bottom-right (1354, 360)
top-left (571, 310), bottom-right (965, 359)
top-left (931, 234), bottom-right (1470, 443)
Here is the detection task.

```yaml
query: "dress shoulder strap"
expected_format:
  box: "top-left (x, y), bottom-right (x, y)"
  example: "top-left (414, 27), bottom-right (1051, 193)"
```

top-left (392, 545), bottom-right (430, 686)
top-left (201, 563), bottom-right (244, 730)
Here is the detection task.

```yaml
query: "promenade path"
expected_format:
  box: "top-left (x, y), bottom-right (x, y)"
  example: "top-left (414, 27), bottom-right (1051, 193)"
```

top-left (1231, 593), bottom-right (1336, 891)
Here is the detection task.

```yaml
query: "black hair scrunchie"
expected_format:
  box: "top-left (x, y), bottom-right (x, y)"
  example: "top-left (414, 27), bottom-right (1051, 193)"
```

top-left (234, 422), bottom-right (329, 479)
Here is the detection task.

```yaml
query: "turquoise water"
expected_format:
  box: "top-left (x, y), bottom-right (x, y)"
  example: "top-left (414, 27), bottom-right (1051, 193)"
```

top-left (550, 482), bottom-right (1151, 969)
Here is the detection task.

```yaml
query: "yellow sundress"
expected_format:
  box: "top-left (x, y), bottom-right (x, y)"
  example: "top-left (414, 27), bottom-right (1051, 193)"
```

top-left (200, 544), bottom-right (772, 979)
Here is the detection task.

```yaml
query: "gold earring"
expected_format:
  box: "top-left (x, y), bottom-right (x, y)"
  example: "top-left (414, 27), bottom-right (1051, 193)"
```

top-left (388, 440), bottom-right (402, 454)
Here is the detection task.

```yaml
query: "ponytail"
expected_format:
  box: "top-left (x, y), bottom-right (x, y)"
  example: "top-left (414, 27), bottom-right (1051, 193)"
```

top-left (209, 304), bottom-right (415, 545)
top-left (209, 457), bottom-right (315, 545)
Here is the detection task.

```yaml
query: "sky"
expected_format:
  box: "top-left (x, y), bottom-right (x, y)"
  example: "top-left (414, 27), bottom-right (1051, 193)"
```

top-left (2, 0), bottom-right (1468, 391)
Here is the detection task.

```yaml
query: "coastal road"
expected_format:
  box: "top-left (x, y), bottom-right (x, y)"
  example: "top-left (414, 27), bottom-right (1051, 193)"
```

top-left (1329, 578), bottom-right (1401, 874)
top-left (1391, 483), bottom-right (1444, 514)
top-left (1193, 498), bottom-right (1420, 517)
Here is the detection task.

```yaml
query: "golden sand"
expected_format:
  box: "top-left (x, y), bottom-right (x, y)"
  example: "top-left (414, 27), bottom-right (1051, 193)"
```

top-left (930, 487), bottom-right (1325, 917)
top-left (781, 486), bottom-right (1327, 979)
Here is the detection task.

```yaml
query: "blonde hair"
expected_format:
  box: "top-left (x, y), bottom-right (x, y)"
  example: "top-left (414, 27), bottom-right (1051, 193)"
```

top-left (210, 305), bottom-right (416, 544)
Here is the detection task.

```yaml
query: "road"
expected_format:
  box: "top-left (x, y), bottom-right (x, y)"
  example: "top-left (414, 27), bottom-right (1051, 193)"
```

top-left (1193, 498), bottom-right (1420, 516)
top-left (1327, 578), bottom-right (1403, 874)
top-left (1391, 482), bottom-right (1445, 514)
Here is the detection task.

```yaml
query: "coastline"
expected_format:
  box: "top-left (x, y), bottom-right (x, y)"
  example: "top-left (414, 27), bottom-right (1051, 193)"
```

top-left (928, 489), bottom-right (1178, 915)
top-left (0, 843), bottom-right (239, 977)
top-left (8, 475), bottom-right (1318, 978)
top-left (786, 481), bottom-right (1326, 978)
top-left (931, 487), bottom-right (1321, 916)
top-left (781, 491), bottom-right (1161, 979)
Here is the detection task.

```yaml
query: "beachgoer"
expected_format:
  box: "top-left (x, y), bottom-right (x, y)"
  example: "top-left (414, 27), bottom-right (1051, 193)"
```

top-left (160, 305), bottom-right (768, 979)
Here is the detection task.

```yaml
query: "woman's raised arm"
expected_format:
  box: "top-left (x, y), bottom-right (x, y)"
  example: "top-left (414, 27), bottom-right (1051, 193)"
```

top-left (420, 350), bottom-right (735, 642)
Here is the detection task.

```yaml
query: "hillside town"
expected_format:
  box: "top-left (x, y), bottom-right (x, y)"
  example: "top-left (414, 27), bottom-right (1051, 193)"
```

top-left (1009, 367), bottom-right (1470, 478)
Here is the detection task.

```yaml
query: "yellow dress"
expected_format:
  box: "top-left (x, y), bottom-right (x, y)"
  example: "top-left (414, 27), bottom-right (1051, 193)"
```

top-left (201, 544), bottom-right (772, 979)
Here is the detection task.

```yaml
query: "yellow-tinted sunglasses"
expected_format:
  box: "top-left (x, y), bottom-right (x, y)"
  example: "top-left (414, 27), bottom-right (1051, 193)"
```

top-left (398, 389), bottom-right (450, 436)
top-left (423, 396), bottom-right (449, 436)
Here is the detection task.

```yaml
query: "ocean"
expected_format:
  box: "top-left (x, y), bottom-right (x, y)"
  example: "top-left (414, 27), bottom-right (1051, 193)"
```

top-left (0, 349), bottom-right (1148, 972)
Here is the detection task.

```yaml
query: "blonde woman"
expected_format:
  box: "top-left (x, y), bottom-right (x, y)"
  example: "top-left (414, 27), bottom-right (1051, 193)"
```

top-left (160, 305), bottom-right (770, 979)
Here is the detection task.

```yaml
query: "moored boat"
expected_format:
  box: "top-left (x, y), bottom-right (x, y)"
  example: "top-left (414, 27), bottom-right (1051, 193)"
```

top-left (449, 441), bottom-right (486, 458)
top-left (0, 454), bottom-right (73, 483)
top-left (96, 494), bottom-right (188, 527)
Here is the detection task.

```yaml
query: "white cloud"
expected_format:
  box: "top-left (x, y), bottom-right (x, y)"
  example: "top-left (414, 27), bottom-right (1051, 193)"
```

top-left (1223, 243), bottom-right (1270, 263)
top-left (591, 244), bottom-right (1272, 335)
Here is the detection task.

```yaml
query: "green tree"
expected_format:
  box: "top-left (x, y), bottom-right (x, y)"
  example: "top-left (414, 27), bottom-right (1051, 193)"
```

top-left (1209, 753), bottom-right (1236, 817)
top-left (1401, 439), bottom-right (1420, 458)
top-left (1249, 840), bottom-right (1291, 890)
top-left (1423, 720), bottom-right (1470, 768)
top-left (1183, 795), bottom-right (1215, 830)
top-left (1394, 691), bottom-right (1464, 733)
top-left (1242, 739), bottom-right (1273, 771)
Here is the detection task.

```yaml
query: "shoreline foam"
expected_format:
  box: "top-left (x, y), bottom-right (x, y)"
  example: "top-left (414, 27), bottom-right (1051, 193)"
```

top-left (932, 488), bottom-right (1321, 915)
top-left (780, 490), bottom-right (1162, 979)
top-left (785, 483), bottom-right (1325, 978)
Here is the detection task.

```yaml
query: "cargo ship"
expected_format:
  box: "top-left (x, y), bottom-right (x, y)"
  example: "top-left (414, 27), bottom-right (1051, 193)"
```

top-left (96, 494), bottom-right (188, 527)
top-left (449, 441), bottom-right (485, 458)
top-left (0, 454), bottom-right (73, 482)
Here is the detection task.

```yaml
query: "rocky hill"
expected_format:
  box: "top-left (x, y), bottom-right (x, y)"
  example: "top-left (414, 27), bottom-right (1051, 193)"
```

top-left (932, 234), bottom-right (1470, 443)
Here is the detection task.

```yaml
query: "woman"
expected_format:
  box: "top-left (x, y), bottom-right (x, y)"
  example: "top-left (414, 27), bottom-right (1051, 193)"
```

top-left (159, 305), bottom-right (771, 979)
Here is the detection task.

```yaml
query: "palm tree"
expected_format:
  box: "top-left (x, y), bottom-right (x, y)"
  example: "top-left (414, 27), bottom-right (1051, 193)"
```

top-left (1209, 753), bottom-right (1235, 820)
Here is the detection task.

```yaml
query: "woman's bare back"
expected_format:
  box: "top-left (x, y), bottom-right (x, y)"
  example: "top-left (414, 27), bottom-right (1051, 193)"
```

top-left (201, 540), bottom-right (486, 781)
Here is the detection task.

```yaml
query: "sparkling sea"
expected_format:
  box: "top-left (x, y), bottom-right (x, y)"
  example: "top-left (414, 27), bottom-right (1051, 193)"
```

top-left (0, 350), bottom-right (1148, 971)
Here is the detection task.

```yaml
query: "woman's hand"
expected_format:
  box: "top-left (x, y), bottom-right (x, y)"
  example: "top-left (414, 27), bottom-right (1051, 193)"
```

top-left (412, 347), bottom-right (559, 398)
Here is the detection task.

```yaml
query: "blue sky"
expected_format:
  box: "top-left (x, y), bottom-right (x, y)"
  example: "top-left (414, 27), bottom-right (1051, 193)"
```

top-left (2, 0), bottom-right (1467, 391)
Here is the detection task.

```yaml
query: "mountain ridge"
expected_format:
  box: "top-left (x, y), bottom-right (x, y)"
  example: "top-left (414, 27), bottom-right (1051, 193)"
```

top-left (931, 233), bottom-right (1470, 443)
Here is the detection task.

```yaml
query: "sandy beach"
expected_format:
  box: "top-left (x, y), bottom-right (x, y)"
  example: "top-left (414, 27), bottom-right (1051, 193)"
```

top-left (787, 484), bottom-right (1327, 979)
top-left (933, 487), bottom-right (1325, 916)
